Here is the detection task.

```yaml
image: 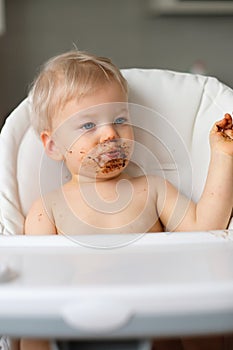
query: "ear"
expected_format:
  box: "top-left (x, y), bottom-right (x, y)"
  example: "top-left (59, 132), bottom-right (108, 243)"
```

top-left (40, 131), bottom-right (64, 161)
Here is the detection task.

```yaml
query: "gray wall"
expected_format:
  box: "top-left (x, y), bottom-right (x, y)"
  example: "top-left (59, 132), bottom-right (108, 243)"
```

top-left (0, 0), bottom-right (233, 129)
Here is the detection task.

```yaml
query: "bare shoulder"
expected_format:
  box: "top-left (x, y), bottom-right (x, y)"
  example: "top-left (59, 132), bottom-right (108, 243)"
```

top-left (129, 174), bottom-right (168, 199)
top-left (24, 196), bottom-right (56, 235)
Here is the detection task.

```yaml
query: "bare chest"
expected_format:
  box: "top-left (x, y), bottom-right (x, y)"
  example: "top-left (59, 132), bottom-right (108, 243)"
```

top-left (51, 178), bottom-right (162, 235)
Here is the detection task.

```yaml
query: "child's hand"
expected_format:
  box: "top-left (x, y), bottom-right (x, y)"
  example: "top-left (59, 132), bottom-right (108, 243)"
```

top-left (210, 113), bottom-right (233, 155)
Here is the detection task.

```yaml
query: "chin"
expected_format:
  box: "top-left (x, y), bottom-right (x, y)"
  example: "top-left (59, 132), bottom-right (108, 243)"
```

top-left (79, 158), bottom-right (129, 181)
top-left (97, 158), bottom-right (129, 179)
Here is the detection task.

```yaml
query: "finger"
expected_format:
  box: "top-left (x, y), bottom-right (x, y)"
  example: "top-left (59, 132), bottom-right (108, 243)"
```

top-left (224, 129), bottom-right (233, 140)
top-left (215, 114), bottom-right (232, 131)
top-left (224, 113), bottom-right (233, 129)
top-left (215, 119), bottom-right (227, 132)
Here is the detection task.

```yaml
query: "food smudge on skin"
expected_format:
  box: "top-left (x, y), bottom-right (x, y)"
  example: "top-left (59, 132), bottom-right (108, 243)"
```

top-left (37, 213), bottom-right (43, 222)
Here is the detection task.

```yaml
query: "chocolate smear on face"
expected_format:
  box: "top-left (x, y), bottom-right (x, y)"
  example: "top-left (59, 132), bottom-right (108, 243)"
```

top-left (101, 158), bottom-right (127, 174)
top-left (80, 140), bottom-right (132, 176)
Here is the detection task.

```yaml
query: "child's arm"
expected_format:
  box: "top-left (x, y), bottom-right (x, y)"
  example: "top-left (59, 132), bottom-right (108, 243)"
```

top-left (158, 113), bottom-right (233, 231)
top-left (24, 198), bottom-right (57, 235)
top-left (22, 202), bottom-right (56, 347)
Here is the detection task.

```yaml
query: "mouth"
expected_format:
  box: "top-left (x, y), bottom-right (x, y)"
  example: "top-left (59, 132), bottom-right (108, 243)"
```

top-left (93, 149), bottom-right (128, 175)
top-left (83, 141), bottom-right (132, 175)
top-left (98, 149), bottom-right (126, 165)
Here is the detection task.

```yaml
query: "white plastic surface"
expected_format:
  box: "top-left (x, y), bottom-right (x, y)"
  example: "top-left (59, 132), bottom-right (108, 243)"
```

top-left (0, 232), bottom-right (233, 317)
top-left (62, 301), bottom-right (132, 332)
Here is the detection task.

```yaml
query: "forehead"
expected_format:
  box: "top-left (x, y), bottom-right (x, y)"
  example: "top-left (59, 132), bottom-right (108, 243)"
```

top-left (53, 82), bottom-right (128, 129)
top-left (57, 104), bottom-right (130, 138)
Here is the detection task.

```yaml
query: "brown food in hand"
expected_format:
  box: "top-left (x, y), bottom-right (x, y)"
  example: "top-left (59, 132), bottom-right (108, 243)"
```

top-left (216, 113), bottom-right (233, 140)
top-left (216, 113), bottom-right (232, 130)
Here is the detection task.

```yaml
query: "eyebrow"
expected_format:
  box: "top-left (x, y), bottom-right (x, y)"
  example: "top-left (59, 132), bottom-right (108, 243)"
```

top-left (85, 107), bottom-right (129, 116)
top-left (116, 107), bottom-right (129, 114)
top-left (67, 112), bottom-right (95, 124)
top-left (69, 107), bottom-right (129, 122)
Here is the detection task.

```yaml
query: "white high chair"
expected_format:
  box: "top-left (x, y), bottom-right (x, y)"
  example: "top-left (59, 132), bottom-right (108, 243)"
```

top-left (0, 69), bottom-right (233, 350)
top-left (0, 68), bottom-right (233, 235)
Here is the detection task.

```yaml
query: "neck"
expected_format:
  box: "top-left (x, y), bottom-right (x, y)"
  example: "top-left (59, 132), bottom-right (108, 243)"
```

top-left (71, 172), bottom-right (127, 184)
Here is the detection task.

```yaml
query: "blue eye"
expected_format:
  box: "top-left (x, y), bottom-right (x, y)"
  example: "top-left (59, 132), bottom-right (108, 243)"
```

top-left (81, 122), bottom-right (96, 130)
top-left (114, 117), bottom-right (127, 125)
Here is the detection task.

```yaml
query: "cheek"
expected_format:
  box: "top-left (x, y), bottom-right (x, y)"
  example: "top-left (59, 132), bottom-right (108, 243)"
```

top-left (78, 148), bottom-right (88, 160)
top-left (123, 128), bottom-right (134, 153)
top-left (65, 148), bottom-right (88, 170)
top-left (123, 126), bottom-right (134, 142)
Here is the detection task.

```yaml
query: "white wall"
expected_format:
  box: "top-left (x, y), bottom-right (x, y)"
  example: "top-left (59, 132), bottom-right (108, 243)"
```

top-left (0, 0), bottom-right (233, 128)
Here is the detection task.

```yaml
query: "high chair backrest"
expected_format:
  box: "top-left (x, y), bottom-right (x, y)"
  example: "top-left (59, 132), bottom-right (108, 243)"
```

top-left (1, 68), bottom-right (233, 235)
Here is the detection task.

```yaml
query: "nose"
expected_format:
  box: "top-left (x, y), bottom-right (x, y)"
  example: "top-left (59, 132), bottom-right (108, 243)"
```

top-left (99, 124), bottom-right (119, 143)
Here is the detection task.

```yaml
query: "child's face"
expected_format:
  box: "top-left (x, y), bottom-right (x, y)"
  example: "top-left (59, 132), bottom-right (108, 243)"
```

top-left (47, 82), bottom-right (134, 180)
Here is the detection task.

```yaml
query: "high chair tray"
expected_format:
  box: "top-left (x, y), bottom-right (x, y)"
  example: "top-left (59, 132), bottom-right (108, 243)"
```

top-left (0, 231), bottom-right (233, 338)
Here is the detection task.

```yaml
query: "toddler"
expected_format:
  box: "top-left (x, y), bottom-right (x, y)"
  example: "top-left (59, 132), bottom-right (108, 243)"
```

top-left (25, 50), bottom-right (233, 237)
top-left (21, 50), bottom-right (233, 350)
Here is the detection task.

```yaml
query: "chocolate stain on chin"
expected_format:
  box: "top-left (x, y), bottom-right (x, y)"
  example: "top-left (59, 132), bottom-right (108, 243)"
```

top-left (83, 142), bottom-right (131, 174)
top-left (101, 158), bottom-right (127, 174)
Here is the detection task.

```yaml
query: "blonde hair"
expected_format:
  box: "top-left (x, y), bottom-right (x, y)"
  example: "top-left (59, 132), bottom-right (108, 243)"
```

top-left (29, 50), bottom-right (128, 136)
